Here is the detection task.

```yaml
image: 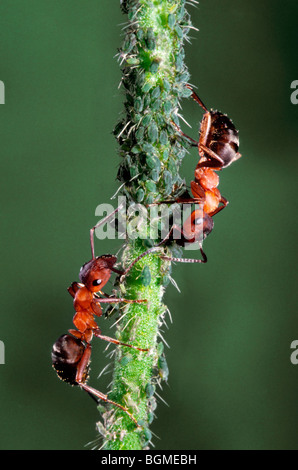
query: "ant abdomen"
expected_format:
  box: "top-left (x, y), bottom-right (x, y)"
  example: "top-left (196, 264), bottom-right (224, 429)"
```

top-left (51, 334), bottom-right (88, 386)
top-left (206, 112), bottom-right (240, 167)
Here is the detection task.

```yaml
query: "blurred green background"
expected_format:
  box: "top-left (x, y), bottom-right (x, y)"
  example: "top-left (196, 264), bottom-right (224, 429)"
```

top-left (0, 0), bottom-right (298, 450)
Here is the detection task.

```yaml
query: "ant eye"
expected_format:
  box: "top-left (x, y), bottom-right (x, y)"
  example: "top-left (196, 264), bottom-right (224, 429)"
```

top-left (92, 279), bottom-right (102, 286)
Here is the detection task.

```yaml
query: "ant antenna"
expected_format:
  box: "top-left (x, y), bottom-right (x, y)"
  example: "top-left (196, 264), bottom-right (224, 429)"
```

top-left (90, 203), bottom-right (125, 259)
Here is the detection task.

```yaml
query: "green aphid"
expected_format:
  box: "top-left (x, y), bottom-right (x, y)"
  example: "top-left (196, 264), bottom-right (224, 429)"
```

top-left (136, 188), bottom-right (145, 202)
top-left (148, 122), bottom-right (159, 143)
top-left (142, 114), bottom-right (152, 127)
top-left (150, 169), bottom-right (160, 182)
top-left (162, 78), bottom-right (171, 92)
top-left (142, 81), bottom-right (153, 93)
top-left (126, 57), bottom-right (140, 66)
top-left (135, 126), bottom-right (145, 143)
top-left (140, 265), bottom-right (151, 287)
top-left (158, 354), bottom-right (169, 381)
top-left (151, 98), bottom-right (162, 111)
top-left (150, 60), bottom-right (159, 74)
top-left (145, 382), bottom-right (156, 398)
top-left (151, 86), bottom-right (161, 99)
top-left (134, 96), bottom-right (144, 113)
top-left (148, 412), bottom-right (154, 425)
top-left (145, 180), bottom-right (156, 193)
top-left (159, 130), bottom-right (168, 146)
top-left (167, 13), bottom-right (176, 29)
top-left (146, 28), bottom-right (156, 50)
top-left (120, 353), bottom-right (133, 367)
top-left (142, 427), bottom-right (152, 445)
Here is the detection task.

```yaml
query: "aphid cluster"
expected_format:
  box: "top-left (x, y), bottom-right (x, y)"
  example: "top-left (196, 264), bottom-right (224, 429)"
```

top-left (115, 1), bottom-right (193, 210)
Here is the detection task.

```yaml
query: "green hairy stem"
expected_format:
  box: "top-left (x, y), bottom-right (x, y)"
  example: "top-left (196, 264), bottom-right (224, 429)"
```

top-left (100, 0), bottom-right (194, 450)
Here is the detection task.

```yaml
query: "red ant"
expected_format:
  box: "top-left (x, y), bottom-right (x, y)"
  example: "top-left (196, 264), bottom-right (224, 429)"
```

top-left (51, 334), bottom-right (139, 425)
top-left (146, 85), bottom-right (241, 263)
top-left (52, 207), bottom-right (150, 425)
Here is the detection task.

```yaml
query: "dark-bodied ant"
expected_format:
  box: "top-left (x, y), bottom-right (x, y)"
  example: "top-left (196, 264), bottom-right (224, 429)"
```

top-left (146, 85), bottom-right (241, 264)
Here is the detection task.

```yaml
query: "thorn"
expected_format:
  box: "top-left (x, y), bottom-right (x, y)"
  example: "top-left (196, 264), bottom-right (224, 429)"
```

top-left (155, 391), bottom-right (169, 407)
top-left (169, 275), bottom-right (181, 293)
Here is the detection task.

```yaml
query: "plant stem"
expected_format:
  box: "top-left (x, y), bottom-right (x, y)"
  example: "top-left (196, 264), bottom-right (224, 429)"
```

top-left (101, 0), bottom-right (193, 450)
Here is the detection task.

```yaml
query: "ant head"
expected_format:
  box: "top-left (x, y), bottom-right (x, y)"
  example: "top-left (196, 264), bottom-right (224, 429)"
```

top-left (191, 209), bottom-right (214, 241)
top-left (79, 255), bottom-right (117, 292)
top-left (51, 334), bottom-right (86, 385)
top-left (202, 213), bottom-right (214, 239)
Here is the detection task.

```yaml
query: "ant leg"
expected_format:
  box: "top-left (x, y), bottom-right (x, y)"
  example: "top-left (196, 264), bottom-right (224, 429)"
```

top-left (170, 120), bottom-right (199, 147)
top-left (67, 281), bottom-right (83, 298)
top-left (79, 383), bottom-right (139, 426)
top-left (120, 246), bottom-right (164, 280)
top-left (90, 203), bottom-right (125, 260)
top-left (120, 224), bottom-right (188, 280)
top-left (93, 297), bottom-right (147, 305)
top-left (110, 266), bottom-right (125, 276)
top-left (161, 247), bottom-right (207, 264)
top-left (93, 329), bottom-right (148, 352)
top-left (185, 85), bottom-right (208, 112)
top-left (75, 345), bottom-right (139, 425)
top-left (148, 196), bottom-right (202, 206)
top-left (197, 144), bottom-right (225, 169)
top-left (209, 196), bottom-right (229, 217)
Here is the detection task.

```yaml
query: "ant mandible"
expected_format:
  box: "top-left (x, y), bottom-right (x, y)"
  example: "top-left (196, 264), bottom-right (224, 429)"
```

top-left (51, 334), bottom-right (139, 425)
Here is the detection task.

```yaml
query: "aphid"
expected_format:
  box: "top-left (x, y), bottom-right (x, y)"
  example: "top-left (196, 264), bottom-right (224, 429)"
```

top-left (51, 334), bottom-right (139, 425)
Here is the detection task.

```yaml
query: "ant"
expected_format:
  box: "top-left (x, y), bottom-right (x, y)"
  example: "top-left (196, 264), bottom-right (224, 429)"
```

top-left (146, 85), bottom-right (241, 263)
top-left (51, 334), bottom-right (139, 425)
top-left (52, 207), bottom-right (151, 425)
